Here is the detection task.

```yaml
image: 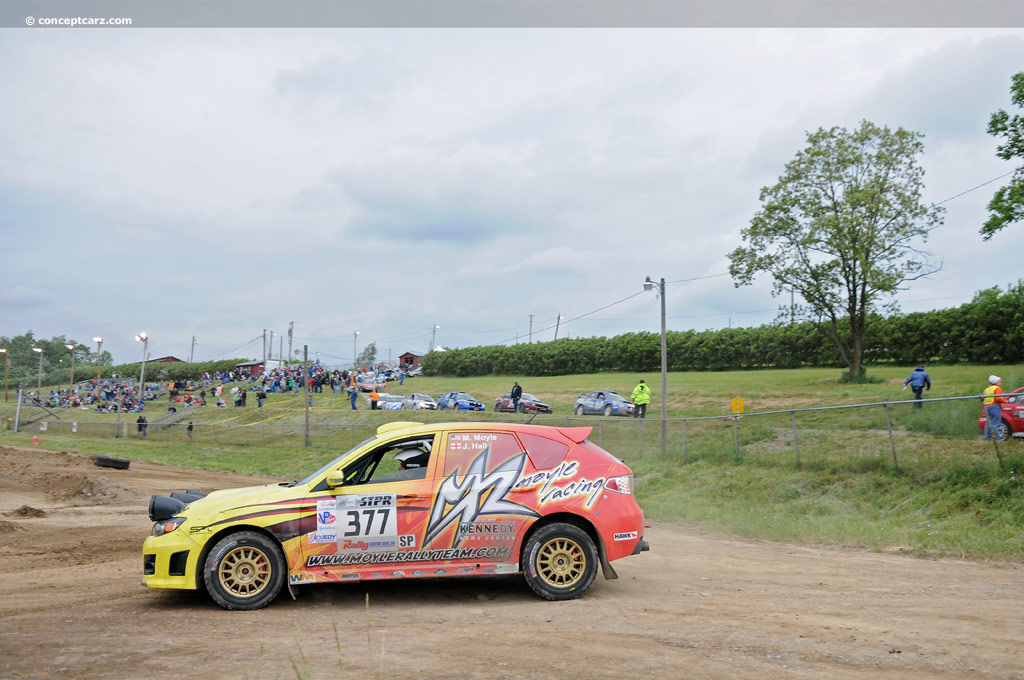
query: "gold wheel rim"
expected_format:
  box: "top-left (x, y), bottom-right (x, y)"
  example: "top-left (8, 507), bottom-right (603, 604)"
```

top-left (535, 537), bottom-right (586, 588)
top-left (218, 545), bottom-right (271, 598)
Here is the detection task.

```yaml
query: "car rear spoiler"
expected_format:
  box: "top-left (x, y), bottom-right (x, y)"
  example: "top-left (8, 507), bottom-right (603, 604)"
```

top-left (556, 426), bottom-right (592, 443)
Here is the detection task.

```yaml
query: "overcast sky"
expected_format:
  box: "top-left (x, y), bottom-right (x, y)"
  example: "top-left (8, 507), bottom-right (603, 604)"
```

top-left (2, 21), bottom-right (1022, 367)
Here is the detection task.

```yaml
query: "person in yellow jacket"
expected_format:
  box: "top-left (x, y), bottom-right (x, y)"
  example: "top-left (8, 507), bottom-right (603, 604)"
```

top-left (983, 375), bottom-right (1006, 441)
top-left (630, 379), bottom-right (651, 419)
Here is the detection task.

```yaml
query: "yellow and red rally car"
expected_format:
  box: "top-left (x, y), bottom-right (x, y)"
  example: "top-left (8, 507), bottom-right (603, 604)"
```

top-left (143, 421), bottom-right (648, 610)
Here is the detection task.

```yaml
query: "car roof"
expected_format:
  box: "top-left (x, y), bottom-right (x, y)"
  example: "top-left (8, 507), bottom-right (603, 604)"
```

top-left (375, 420), bottom-right (593, 444)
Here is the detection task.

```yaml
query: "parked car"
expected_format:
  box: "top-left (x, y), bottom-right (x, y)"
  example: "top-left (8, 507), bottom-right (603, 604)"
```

top-left (436, 392), bottom-right (485, 411)
top-left (402, 393), bottom-right (438, 410)
top-left (142, 420), bottom-right (648, 610)
top-left (977, 386), bottom-right (1024, 441)
top-left (574, 391), bottom-right (634, 417)
top-left (359, 377), bottom-right (381, 393)
top-left (494, 392), bottom-right (553, 414)
top-left (376, 393), bottom-right (405, 410)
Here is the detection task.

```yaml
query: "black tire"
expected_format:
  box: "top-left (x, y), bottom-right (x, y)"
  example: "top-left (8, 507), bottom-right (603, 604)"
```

top-left (997, 420), bottom-right (1011, 442)
top-left (521, 523), bottom-right (598, 601)
top-left (203, 531), bottom-right (286, 610)
top-left (575, 405), bottom-right (584, 416)
top-left (603, 405), bottom-right (613, 417)
top-left (94, 454), bottom-right (130, 470)
top-left (518, 404), bottom-right (527, 414)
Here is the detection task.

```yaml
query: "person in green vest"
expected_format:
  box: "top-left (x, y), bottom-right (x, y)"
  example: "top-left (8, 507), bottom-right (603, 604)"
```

top-left (630, 379), bottom-right (651, 419)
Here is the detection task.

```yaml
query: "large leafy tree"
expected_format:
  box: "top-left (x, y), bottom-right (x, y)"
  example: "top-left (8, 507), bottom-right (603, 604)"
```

top-left (356, 341), bottom-right (377, 368)
top-left (981, 72), bottom-right (1024, 241)
top-left (728, 121), bottom-right (943, 379)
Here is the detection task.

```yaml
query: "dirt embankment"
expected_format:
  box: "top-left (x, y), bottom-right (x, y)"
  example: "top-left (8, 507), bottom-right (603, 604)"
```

top-left (1, 444), bottom-right (1022, 680)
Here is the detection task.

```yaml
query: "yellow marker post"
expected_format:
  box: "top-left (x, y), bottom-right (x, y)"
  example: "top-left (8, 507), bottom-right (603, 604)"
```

top-left (731, 397), bottom-right (744, 414)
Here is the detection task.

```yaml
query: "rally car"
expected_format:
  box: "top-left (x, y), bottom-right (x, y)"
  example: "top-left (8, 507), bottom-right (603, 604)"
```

top-left (436, 391), bottom-right (486, 411)
top-left (143, 421), bottom-right (648, 610)
top-left (574, 391), bottom-right (634, 417)
top-left (977, 386), bottom-right (1024, 441)
top-left (494, 392), bottom-right (553, 414)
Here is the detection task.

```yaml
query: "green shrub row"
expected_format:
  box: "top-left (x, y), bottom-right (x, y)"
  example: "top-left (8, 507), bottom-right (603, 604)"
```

top-left (423, 283), bottom-right (1024, 377)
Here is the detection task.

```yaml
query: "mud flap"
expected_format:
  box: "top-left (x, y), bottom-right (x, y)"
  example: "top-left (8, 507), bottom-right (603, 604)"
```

top-left (599, 552), bottom-right (619, 580)
top-left (285, 580), bottom-right (297, 600)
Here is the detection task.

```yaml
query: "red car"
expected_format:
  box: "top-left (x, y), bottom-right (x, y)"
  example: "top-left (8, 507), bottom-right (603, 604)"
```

top-left (359, 377), bottom-right (381, 393)
top-left (977, 386), bottom-right (1024, 441)
top-left (494, 392), bottom-right (553, 414)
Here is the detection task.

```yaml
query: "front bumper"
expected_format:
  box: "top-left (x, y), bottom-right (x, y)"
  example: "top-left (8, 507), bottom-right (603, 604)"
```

top-left (141, 531), bottom-right (201, 590)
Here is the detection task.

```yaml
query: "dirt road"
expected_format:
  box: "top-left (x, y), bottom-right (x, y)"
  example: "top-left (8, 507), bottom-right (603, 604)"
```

top-left (1, 445), bottom-right (1022, 679)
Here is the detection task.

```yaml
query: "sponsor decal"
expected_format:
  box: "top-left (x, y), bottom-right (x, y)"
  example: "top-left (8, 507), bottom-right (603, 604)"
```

top-left (341, 573), bottom-right (361, 580)
top-left (457, 520), bottom-right (516, 541)
top-left (515, 460), bottom-right (605, 509)
top-left (613, 531), bottom-right (639, 541)
top-left (434, 569), bottom-right (448, 576)
top-left (188, 525), bottom-right (211, 534)
top-left (308, 531), bottom-right (338, 544)
top-left (339, 538), bottom-right (398, 552)
top-left (456, 567), bottom-right (475, 574)
top-left (391, 571), bottom-right (405, 578)
top-left (495, 564), bottom-right (518, 574)
top-left (316, 499), bottom-right (337, 533)
top-left (306, 545), bottom-right (512, 568)
top-left (425, 448), bottom-right (538, 547)
top-left (399, 534), bottom-right (417, 549)
top-left (289, 572), bottom-right (316, 584)
top-left (447, 432), bottom-right (498, 451)
top-left (412, 569), bottom-right (424, 577)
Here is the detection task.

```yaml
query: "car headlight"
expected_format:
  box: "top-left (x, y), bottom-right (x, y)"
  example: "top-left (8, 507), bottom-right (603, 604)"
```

top-left (152, 516), bottom-right (187, 537)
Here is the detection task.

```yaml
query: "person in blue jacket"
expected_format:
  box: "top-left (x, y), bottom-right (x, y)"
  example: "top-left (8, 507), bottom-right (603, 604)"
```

top-left (903, 366), bottom-right (931, 409)
top-left (347, 383), bottom-right (358, 410)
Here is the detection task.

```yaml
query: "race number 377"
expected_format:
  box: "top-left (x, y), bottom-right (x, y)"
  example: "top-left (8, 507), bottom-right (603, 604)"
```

top-left (340, 494), bottom-right (397, 538)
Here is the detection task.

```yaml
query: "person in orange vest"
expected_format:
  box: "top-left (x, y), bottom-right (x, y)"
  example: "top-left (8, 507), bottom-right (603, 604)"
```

top-left (983, 375), bottom-right (1006, 441)
top-left (369, 388), bottom-right (380, 410)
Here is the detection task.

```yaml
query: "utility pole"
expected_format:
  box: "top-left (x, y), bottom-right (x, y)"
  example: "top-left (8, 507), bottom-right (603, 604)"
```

top-left (303, 345), bottom-right (310, 448)
top-left (288, 321), bottom-right (294, 361)
top-left (430, 324), bottom-right (439, 354)
top-left (529, 315), bottom-right (533, 343)
top-left (279, 336), bottom-right (283, 364)
top-left (554, 314), bottom-right (563, 340)
top-left (190, 336), bottom-right (196, 363)
top-left (262, 329), bottom-right (266, 366)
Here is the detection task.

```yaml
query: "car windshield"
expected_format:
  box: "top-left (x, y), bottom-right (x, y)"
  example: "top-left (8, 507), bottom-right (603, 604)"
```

top-left (522, 393), bottom-right (539, 401)
top-left (606, 393), bottom-right (626, 402)
top-left (295, 435), bottom-right (377, 486)
top-left (456, 393), bottom-right (474, 400)
top-left (383, 395), bottom-right (403, 403)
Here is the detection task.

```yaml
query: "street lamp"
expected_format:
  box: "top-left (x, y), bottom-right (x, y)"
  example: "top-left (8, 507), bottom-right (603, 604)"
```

top-left (66, 344), bottom-right (76, 394)
top-left (353, 330), bottom-right (360, 370)
top-left (643, 276), bottom-right (668, 456)
top-left (0, 348), bottom-right (7, 402)
top-left (32, 347), bottom-right (44, 393)
top-left (135, 332), bottom-right (149, 410)
top-left (93, 337), bottom-right (103, 397)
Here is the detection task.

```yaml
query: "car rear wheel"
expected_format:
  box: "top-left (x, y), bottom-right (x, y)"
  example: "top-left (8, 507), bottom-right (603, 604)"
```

top-left (203, 531), bottom-right (285, 610)
top-left (603, 405), bottom-right (613, 417)
top-left (997, 420), bottom-right (1011, 441)
top-left (521, 523), bottom-right (598, 601)
top-left (575, 405), bottom-right (584, 416)
top-left (518, 404), bottom-right (527, 413)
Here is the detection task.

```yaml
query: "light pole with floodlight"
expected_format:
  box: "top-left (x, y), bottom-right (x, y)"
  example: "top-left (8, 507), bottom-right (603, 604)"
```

top-left (643, 276), bottom-right (668, 455)
top-left (32, 347), bottom-right (44, 394)
top-left (0, 348), bottom-right (7, 402)
top-left (353, 330), bottom-right (360, 371)
top-left (93, 337), bottom-right (103, 396)
top-left (66, 344), bottom-right (76, 394)
top-left (135, 332), bottom-right (149, 410)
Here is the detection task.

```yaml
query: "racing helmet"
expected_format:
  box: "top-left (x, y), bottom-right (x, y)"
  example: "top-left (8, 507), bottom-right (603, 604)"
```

top-left (394, 447), bottom-right (429, 470)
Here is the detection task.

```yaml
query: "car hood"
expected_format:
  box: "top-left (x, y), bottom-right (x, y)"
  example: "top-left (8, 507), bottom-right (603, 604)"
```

top-left (182, 482), bottom-right (302, 517)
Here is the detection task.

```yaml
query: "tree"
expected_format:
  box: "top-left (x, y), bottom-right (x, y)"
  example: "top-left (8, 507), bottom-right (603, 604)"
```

top-left (728, 121), bottom-right (943, 379)
top-left (356, 342), bottom-right (377, 368)
top-left (981, 72), bottom-right (1024, 241)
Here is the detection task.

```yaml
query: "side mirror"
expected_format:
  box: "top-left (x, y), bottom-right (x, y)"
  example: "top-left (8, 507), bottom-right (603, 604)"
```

top-left (325, 471), bottom-right (346, 488)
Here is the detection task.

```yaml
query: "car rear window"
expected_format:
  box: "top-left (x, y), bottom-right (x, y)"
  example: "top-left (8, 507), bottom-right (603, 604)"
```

top-left (579, 439), bottom-right (623, 464)
top-left (517, 432), bottom-right (569, 469)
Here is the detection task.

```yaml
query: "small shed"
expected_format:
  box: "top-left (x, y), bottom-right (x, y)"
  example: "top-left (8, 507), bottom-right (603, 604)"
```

top-left (235, 360), bottom-right (265, 376)
top-left (398, 352), bottom-right (422, 369)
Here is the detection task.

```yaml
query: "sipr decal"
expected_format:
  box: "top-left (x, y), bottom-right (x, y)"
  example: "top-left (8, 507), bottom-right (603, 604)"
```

top-left (425, 447), bottom-right (538, 547)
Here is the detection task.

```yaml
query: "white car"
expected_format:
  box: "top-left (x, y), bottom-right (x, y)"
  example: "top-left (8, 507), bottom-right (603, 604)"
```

top-left (402, 393), bottom-right (437, 410)
top-left (374, 393), bottom-right (405, 410)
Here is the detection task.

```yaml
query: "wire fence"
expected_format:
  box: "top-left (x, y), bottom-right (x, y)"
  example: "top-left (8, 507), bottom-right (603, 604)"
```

top-left (12, 394), bottom-right (1016, 468)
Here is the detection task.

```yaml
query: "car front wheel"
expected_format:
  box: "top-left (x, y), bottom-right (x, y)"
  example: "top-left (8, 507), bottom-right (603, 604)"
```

top-left (521, 523), bottom-right (598, 601)
top-left (997, 420), bottom-right (1011, 441)
top-left (575, 405), bottom-right (584, 416)
top-left (603, 405), bottom-right (613, 417)
top-left (203, 531), bottom-right (285, 610)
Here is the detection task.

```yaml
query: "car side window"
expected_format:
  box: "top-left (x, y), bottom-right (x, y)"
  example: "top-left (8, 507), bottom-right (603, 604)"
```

top-left (340, 436), bottom-right (435, 486)
top-left (443, 432), bottom-right (524, 477)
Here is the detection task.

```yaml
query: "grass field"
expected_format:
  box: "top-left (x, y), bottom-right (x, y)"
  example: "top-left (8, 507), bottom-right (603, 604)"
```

top-left (2, 364), bottom-right (1022, 559)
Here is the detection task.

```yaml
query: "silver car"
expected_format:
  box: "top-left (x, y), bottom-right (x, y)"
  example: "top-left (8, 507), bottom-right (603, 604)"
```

top-left (402, 392), bottom-right (438, 410)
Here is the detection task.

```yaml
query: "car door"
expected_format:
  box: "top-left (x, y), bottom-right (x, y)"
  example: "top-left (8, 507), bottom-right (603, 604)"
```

top-left (300, 436), bottom-right (437, 579)
top-left (420, 429), bottom-right (539, 568)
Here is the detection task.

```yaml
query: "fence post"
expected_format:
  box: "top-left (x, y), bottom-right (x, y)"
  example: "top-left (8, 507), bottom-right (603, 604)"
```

top-left (791, 410), bottom-right (800, 468)
top-left (733, 416), bottom-right (740, 459)
top-left (638, 419), bottom-right (643, 457)
top-left (882, 403), bottom-right (899, 470)
top-left (682, 419), bottom-right (687, 464)
top-left (598, 420), bottom-right (603, 446)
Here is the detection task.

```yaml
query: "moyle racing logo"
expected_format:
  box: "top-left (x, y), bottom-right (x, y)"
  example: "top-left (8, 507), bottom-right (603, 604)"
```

top-left (424, 447), bottom-right (538, 547)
